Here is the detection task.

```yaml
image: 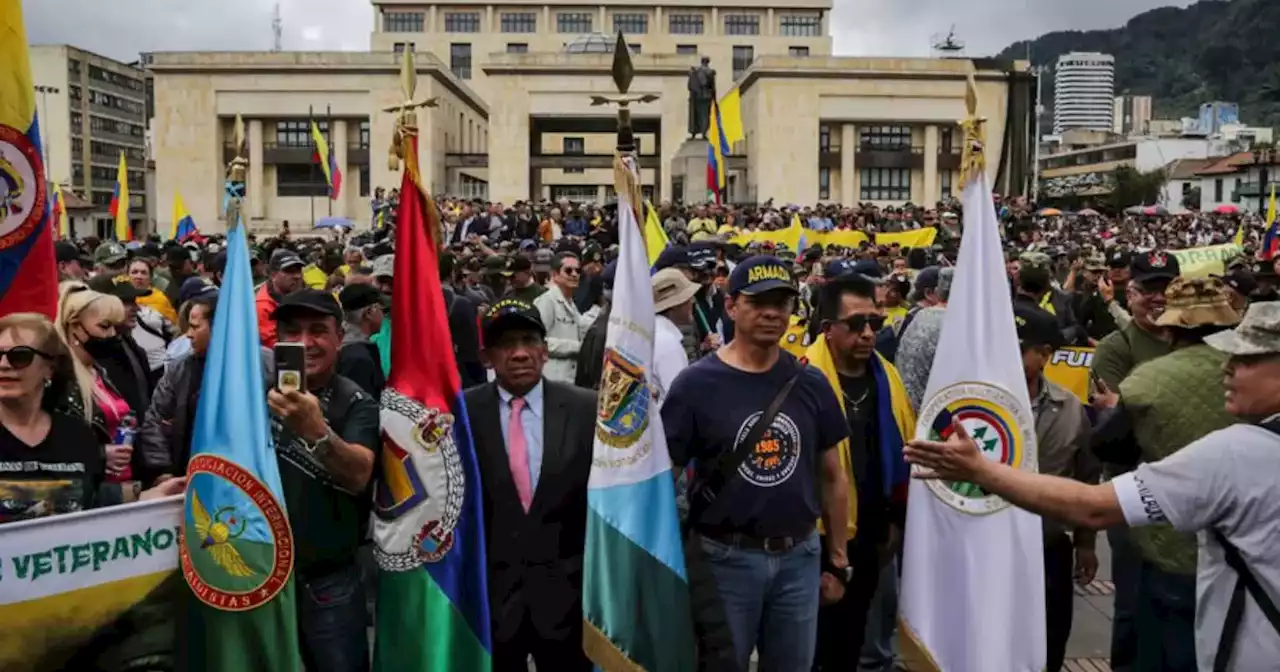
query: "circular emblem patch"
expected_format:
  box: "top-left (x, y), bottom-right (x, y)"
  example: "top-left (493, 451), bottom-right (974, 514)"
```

top-left (916, 382), bottom-right (1037, 515)
top-left (595, 347), bottom-right (650, 450)
top-left (735, 411), bottom-right (801, 487)
top-left (180, 454), bottom-right (293, 611)
top-left (0, 124), bottom-right (47, 251)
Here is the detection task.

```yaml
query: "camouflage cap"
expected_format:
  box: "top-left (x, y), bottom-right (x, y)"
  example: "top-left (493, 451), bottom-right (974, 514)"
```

top-left (1018, 251), bottom-right (1053, 269)
top-left (1084, 254), bottom-right (1108, 271)
top-left (1155, 277), bottom-right (1241, 329)
top-left (1205, 302), bottom-right (1280, 356)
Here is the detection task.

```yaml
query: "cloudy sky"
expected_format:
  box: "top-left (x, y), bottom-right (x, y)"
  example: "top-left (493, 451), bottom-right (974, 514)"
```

top-left (22, 0), bottom-right (1195, 62)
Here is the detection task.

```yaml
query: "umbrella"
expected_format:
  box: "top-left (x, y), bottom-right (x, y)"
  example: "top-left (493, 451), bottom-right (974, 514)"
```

top-left (1078, 208), bottom-right (1101, 217)
top-left (1038, 208), bottom-right (1063, 217)
top-left (314, 216), bottom-right (355, 230)
top-left (1214, 204), bottom-right (1240, 215)
top-left (1123, 205), bottom-right (1145, 215)
top-left (1142, 205), bottom-right (1169, 217)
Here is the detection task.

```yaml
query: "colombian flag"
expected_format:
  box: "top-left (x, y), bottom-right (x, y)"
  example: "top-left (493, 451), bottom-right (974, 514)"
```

top-left (0, 0), bottom-right (57, 317)
top-left (1261, 184), bottom-right (1278, 261)
top-left (371, 54), bottom-right (491, 672)
top-left (51, 184), bottom-right (69, 239)
top-left (108, 151), bottom-right (131, 241)
top-left (170, 191), bottom-right (197, 241)
top-left (310, 121), bottom-right (342, 200)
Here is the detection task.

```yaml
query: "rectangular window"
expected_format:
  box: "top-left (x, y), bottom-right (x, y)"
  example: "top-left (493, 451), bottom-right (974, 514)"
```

top-left (724, 14), bottom-right (760, 36)
top-left (68, 84), bottom-right (81, 102)
top-left (668, 13), bottom-right (704, 35)
top-left (275, 120), bottom-right (324, 148)
top-left (860, 168), bottom-right (911, 201)
top-left (450, 43), bottom-right (472, 80)
top-left (789, 46), bottom-right (810, 57)
top-left (443, 12), bottom-right (481, 33)
top-left (613, 13), bottom-right (648, 35)
top-left (1214, 178), bottom-right (1224, 202)
top-left (941, 170), bottom-right (953, 198)
top-left (819, 124), bottom-right (831, 152)
top-left (860, 125), bottom-right (913, 150)
top-left (276, 164), bottom-right (330, 197)
top-left (564, 137), bottom-right (585, 174)
top-left (383, 11), bottom-right (424, 33)
top-left (359, 164), bottom-right (370, 197)
top-left (500, 12), bottom-right (536, 33)
top-left (676, 44), bottom-right (698, 55)
top-left (780, 14), bottom-right (822, 37)
top-left (393, 42), bottom-right (415, 54)
top-left (629, 43), bottom-right (642, 54)
top-left (506, 43), bottom-right (529, 54)
top-left (819, 167), bottom-right (831, 200)
top-left (940, 126), bottom-right (954, 153)
top-left (557, 12), bottom-right (592, 33)
top-left (359, 120), bottom-right (370, 149)
top-left (732, 46), bottom-right (754, 80)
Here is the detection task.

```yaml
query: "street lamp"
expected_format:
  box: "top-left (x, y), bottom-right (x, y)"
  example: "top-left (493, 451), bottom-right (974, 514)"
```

top-left (33, 85), bottom-right (59, 167)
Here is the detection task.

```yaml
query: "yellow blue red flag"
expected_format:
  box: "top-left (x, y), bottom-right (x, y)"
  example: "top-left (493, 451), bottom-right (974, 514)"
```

top-left (170, 191), bottom-right (197, 241)
top-left (311, 121), bottom-right (342, 200)
top-left (108, 151), bottom-right (132, 241)
top-left (0, 0), bottom-right (58, 317)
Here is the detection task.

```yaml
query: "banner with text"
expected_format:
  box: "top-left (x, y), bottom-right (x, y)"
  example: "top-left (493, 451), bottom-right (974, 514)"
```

top-left (1044, 347), bottom-right (1094, 403)
top-left (727, 227), bottom-right (939, 251)
top-left (0, 496), bottom-right (183, 672)
top-left (1171, 243), bottom-right (1243, 278)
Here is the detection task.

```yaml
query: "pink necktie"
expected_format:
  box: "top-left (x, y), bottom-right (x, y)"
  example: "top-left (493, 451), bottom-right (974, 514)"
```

top-left (507, 397), bottom-right (534, 512)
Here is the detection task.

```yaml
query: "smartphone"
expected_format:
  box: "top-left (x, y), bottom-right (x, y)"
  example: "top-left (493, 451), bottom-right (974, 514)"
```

top-left (274, 342), bottom-right (306, 393)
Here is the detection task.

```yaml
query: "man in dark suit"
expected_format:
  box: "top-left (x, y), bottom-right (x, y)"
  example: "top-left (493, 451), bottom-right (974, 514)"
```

top-left (464, 299), bottom-right (596, 672)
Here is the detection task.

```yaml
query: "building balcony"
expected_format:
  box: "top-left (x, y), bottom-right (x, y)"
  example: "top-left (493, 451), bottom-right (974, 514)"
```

top-left (526, 154), bottom-right (661, 170)
top-left (937, 149), bottom-right (963, 171)
top-left (855, 144), bottom-right (925, 170)
top-left (223, 141), bottom-right (371, 165)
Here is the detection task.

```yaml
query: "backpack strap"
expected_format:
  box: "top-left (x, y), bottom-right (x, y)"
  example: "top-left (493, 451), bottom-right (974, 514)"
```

top-left (1212, 528), bottom-right (1280, 672)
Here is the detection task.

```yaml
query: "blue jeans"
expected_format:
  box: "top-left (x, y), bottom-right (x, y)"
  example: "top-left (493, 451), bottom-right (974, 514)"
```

top-left (859, 556), bottom-right (900, 672)
top-left (1134, 561), bottom-right (1196, 672)
top-left (1108, 526), bottom-right (1140, 671)
top-left (700, 532), bottom-right (821, 672)
top-left (298, 563), bottom-right (371, 672)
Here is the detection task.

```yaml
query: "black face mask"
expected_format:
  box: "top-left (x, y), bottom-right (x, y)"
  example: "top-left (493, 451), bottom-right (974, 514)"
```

top-left (81, 334), bottom-right (122, 359)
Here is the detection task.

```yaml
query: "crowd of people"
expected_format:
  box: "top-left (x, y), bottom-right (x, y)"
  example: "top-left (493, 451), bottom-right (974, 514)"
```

top-left (4, 192), bottom-right (1280, 672)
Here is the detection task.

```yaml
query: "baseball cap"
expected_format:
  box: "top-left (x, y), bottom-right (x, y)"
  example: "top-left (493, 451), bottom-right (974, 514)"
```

top-left (824, 258), bottom-right (858, 279)
top-left (269, 248), bottom-right (305, 272)
top-left (886, 273), bottom-right (911, 297)
top-left (483, 255), bottom-right (512, 277)
top-left (270, 289), bottom-right (343, 323)
top-left (687, 243), bottom-right (717, 270)
top-left (518, 239), bottom-right (537, 251)
top-left (533, 248), bottom-right (554, 273)
top-left (338, 284), bottom-right (383, 312)
top-left (1084, 254), bottom-right (1108, 272)
top-left (1250, 259), bottom-right (1279, 280)
top-left (1218, 268), bottom-right (1257, 297)
top-left (653, 246), bottom-right (691, 272)
top-left (1107, 249), bottom-right (1133, 269)
top-left (727, 256), bottom-right (797, 296)
top-left (55, 241), bottom-right (82, 264)
top-left (178, 276), bottom-right (219, 306)
top-left (93, 242), bottom-right (128, 266)
top-left (1205, 303), bottom-right (1280, 356)
top-left (1130, 250), bottom-right (1180, 284)
top-left (1013, 304), bottom-right (1066, 350)
top-left (850, 259), bottom-right (884, 282)
top-left (481, 298), bottom-right (546, 343)
top-left (914, 266), bottom-right (941, 292)
top-left (507, 256), bottom-right (533, 274)
top-left (1018, 251), bottom-right (1052, 270)
top-left (165, 245), bottom-right (192, 266)
top-left (652, 268), bottom-right (701, 313)
top-left (87, 274), bottom-right (149, 301)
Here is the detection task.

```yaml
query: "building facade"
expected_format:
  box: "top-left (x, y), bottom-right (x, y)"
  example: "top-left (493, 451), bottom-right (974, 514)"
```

top-left (1053, 52), bottom-right (1114, 135)
top-left (1113, 94), bottom-right (1152, 136)
top-left (29, 45), bottom-right (148, 238)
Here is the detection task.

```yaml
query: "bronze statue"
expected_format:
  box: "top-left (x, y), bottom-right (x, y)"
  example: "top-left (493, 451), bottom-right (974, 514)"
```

top-left (687, 56), bottom-right (716, 140)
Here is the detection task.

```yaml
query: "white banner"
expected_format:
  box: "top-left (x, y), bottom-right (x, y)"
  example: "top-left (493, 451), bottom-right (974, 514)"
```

top-left (0, 495), bottom-right (183, 605)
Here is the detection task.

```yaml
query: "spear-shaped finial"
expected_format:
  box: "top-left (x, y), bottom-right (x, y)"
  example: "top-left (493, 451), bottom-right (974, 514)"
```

top-left (383, 48), bottom-right (439, 175)
top-left (224, 113), bottom-right (248, 228)
top-left (959, 69), bottom-right (987, 187)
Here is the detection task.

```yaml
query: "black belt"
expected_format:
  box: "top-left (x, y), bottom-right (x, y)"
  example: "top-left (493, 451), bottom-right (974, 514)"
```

top-left (697, 528), bottom-right (810, 554)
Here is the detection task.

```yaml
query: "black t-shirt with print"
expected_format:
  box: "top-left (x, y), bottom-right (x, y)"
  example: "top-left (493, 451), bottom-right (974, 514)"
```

top-left (663, 351), bottom-right (848, 539)
top-left (0, 413), bottom-right (104, 524)
top-left (273, 375), bottom-right (380, 577)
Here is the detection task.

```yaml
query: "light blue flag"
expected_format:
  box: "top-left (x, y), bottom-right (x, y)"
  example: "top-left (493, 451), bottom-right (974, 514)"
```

top-left (180, 213), bottom-right (301, 670)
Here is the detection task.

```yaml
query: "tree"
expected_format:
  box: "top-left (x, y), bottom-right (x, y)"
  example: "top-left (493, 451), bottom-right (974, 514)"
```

top-left (1109, 167), bottom-right (1167, 210)
top-left (1182, 186), bottom-right (1202, 212)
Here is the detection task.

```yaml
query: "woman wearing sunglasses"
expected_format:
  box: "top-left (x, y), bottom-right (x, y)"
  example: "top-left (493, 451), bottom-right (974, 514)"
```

top-left (0, 313), bottom-right (185, 525)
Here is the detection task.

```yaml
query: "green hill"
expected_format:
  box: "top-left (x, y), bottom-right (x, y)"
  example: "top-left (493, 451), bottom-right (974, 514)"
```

top-left (999, 0), bottom-right (1280, 130)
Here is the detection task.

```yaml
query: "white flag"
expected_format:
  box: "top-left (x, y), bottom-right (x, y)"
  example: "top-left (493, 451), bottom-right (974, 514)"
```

top-left (899, 167), bottom-right (1046, 671)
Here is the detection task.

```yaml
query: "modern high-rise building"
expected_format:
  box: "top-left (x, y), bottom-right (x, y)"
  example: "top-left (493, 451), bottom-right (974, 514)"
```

top-left (1113, 94), bottom-right (1153, 136)
top-left (1053, 52), bottom-right (1114, 135)
top-left (28, 45), bottom-right (149, 238)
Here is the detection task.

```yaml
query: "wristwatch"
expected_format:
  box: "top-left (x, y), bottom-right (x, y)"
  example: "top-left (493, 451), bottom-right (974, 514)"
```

top-left (303, 428), bottom-right (334, 460)
top-left (823, 557), bottom-right (854, 585)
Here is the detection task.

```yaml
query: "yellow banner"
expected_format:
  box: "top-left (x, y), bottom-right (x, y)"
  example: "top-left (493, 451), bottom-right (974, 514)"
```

top-left (1044, 347), bottom-right (1095, 403)
top-left (1170, 243), bottom-right (1243, 278)
top-left (875, 228), bottom-right (938, 248)
top-left (729, 227), bottom-right (870, 250)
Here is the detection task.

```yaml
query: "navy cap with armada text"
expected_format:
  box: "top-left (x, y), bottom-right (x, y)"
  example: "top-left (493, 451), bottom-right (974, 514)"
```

top-left (728, 256), bottom-right (797, 296)
top-left (482, 298), bottom-right (546, 342)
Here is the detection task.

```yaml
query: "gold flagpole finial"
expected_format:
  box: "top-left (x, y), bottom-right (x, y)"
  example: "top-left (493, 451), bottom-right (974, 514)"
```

top-left (224, 113), bottom-right (248, 227)
top-left (959, 69), bottom-right (987, 186)
top-left (383, 49), bottom-right (439, 177)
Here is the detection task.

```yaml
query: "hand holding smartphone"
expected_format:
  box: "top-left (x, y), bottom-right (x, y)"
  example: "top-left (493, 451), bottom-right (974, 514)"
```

top-left (274, 342), bottom-right (306, 393)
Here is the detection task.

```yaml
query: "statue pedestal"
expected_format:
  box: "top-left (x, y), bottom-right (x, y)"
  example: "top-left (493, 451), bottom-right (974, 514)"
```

top-left (670, 139), bottom-right (711, 205)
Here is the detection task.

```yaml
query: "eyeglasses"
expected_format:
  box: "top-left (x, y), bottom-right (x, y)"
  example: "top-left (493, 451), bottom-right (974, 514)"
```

top-left (562, 267), bottom-right (581, 276)
top-left (831, 313), bottom-right (886, 333)
top-left (0, 346), bottom-right (54, 370)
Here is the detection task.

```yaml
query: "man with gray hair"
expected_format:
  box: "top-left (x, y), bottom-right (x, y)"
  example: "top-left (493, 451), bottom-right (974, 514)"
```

top-left (895, 266), bottom-right (955, 411)
top-left (336, 283), bottom-right (386, 398)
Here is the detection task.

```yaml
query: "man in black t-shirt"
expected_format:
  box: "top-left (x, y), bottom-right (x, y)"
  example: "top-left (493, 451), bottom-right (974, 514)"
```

top-left (268, 290), bottom-right (379, 672)
top-left (663, 256), bottom-right (851, 672)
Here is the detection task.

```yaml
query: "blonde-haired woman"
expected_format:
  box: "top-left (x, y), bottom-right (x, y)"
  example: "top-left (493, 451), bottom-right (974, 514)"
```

top-left (0, 313), bottom-right (183, 524)
top-left (54, 281), bottom-right (156, 490)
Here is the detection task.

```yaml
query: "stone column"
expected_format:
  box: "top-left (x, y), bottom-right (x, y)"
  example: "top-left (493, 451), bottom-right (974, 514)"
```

top-left (248, 119), bottom-right (264, 220)
top-left (841, 124), bottom-right (855, 204)
top-left (923, 124), bottom-right (939, 205)
top-left (333, 119), bottom-right (349, 218)
top-left (428, 6), bottom-right (437, 32)
top-left (488, 82), bottom-right (530, 203)
top-left (766, 8), bottom-right (774, 35)
top-left (596, 185), bottom-right (607, 204)
top-left (598, 5), bottom-right (607, 31)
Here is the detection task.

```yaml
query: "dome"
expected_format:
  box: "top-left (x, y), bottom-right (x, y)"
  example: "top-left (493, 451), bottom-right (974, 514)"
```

top-left (563, 32), bottom-right (622, 54)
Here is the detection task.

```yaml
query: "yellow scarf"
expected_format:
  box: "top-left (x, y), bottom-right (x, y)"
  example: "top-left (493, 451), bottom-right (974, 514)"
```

top-left (805, 334), bottom-right (916, 539)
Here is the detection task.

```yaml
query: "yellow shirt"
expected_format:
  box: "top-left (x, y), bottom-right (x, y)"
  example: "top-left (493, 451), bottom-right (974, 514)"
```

top-left (303, 264), bottom-right (328, 290)
top-left (138, 288), bottom-right (177, 324)
top-left (885, 304), bottom-right (909, 326)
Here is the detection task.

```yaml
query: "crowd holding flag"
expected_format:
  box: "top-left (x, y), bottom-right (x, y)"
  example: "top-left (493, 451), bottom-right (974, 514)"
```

top-left (109, 151), bottom-right (132, 241)
top-left (370, 49), bottom-right (492, 672)
top-left (170, 191), bottom-right (198, 241)
top-left (0, 0), bottom-right (57, 318)
top-left (51, 182), bottom-right (69, 239)
top-left (179, 115), bottom-right (302, 672)
top-left (582, 42), bottom-right (694, 667)
top-left (1261, 184), bottom-right (1278, 260)
top-left (899, 75), bottom-right (1046, 671)
top-left (311, 119), bottom-right (343, 200)
top-left (643, 201), bottom-right (669, 268)
top-left (705, 88), bottom-right (743, 205)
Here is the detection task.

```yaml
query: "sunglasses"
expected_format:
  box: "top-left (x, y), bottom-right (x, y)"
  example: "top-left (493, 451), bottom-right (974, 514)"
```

top-left (562, 267), bottom-right (581, 276)
top-left (0, 346), bottom-right (54, 370)
top-left (830, 313), bottom-right (886, 333)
